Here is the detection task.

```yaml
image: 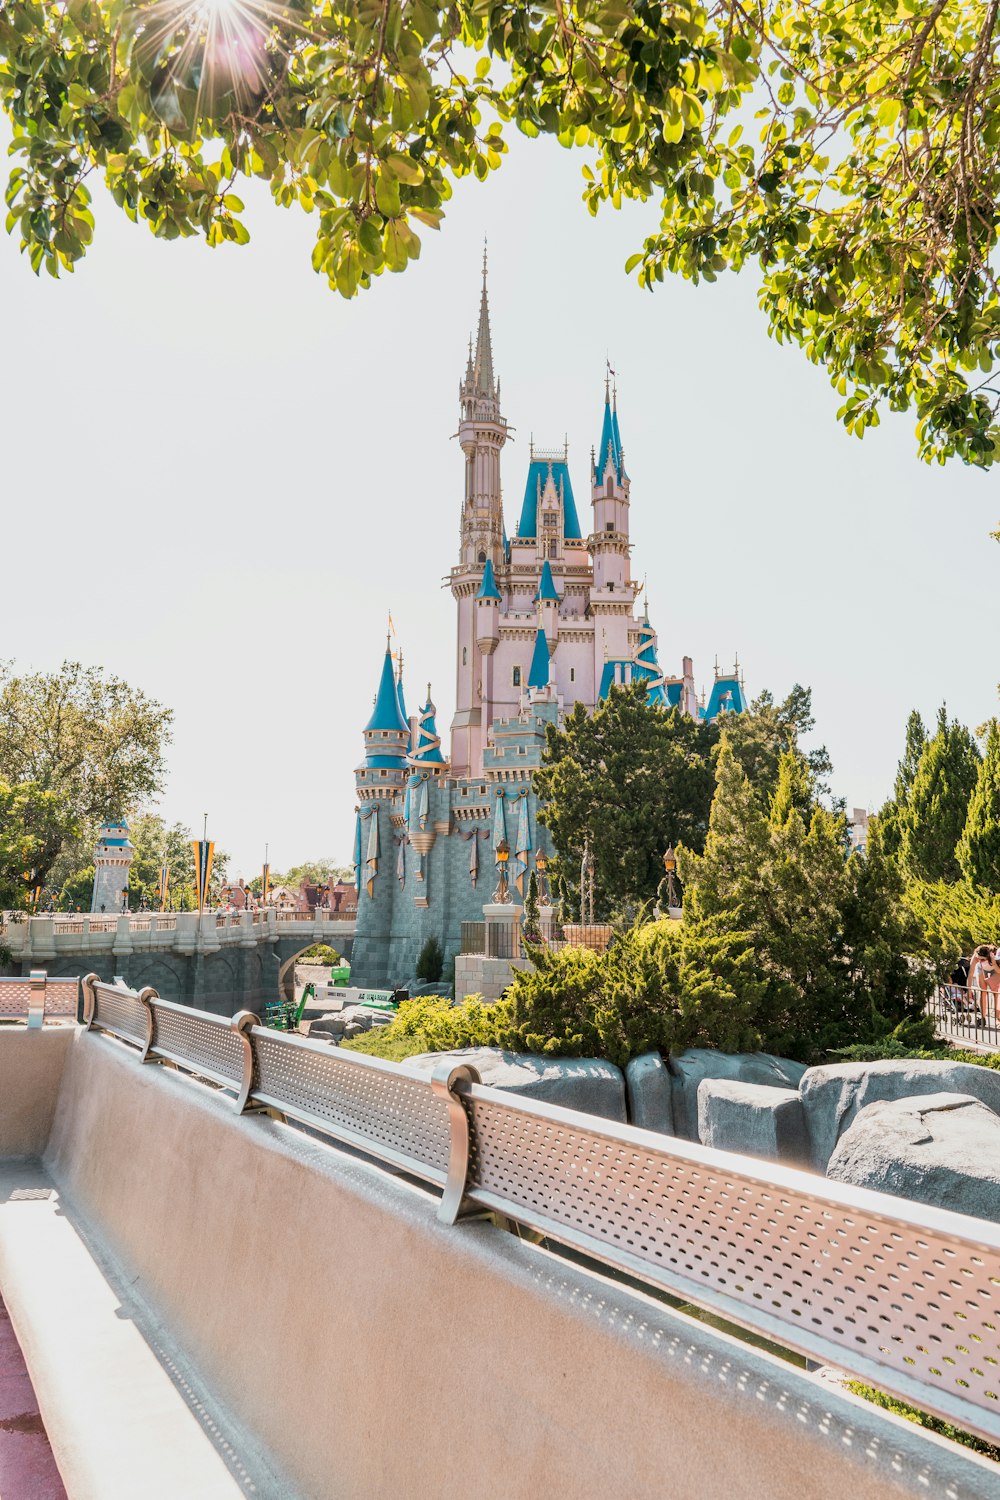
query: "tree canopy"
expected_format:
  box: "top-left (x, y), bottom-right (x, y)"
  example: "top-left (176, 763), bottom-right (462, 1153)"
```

top-left (0, 779), bottom-right (80, 910)
top-left (5, 0), bottom-right (1000, 466)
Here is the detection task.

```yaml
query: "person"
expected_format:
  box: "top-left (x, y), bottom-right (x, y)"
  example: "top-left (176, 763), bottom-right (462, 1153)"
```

top-left (969, 945), bottom-right (999, 1024)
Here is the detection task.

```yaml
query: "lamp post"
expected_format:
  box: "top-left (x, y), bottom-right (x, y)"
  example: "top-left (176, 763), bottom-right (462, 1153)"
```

top-left (493, 838), bottom-right (512, 905)
top-left (662, 845), bottom-right (679, 910)
top-left (536, 850), bottom-right (550, 906)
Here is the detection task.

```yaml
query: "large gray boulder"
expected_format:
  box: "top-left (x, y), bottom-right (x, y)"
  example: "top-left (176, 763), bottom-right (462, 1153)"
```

top-left (826, 1093), bottom-right (1000, 1222)
top-left (625, 1052), bottom-right (674, 1134)
top-left (698, 1079), bottom-right (810, 1167)
top-left (405, 1048), bottom-right (627, 1123)
top-left (667, 1049), bottom-right (807, 1142)
top-left (799, 1059), bottom-right (1000, 1170)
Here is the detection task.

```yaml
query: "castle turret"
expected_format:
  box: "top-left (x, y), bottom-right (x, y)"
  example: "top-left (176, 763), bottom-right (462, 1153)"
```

top-left (534, 558), bottom-right (560, 653)
top-left (589, 376), bottom-right (633, 663)
top-left (91, 820), bottom-right (134, 913)
top-left (476, 557), bottom-right (501, 656)
top-left (356, 640), bottom-right (411, 801)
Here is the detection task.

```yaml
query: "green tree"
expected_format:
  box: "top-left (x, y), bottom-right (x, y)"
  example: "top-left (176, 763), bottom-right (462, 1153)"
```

top-left (722, 685), bottom-right (831, 806)
top-left (877, 710), bottom-right (928, 859)
top-left (957, 719), bottom-right (1000, 893)
top-left (522, 870), bottom-right (542, 943)
top-left (415, 934), bottom-right (444, 984)
top-left (8, 1), bottom-right (1000, 466)
top-left (0, 780), bottom-right (80, 911)
top-left (534, 685), bottom-right (720, 919)
top-left (0, 662), bottom-right (172, 887)
top-left (678, 739), bottom-right (930, 1059)
top-left (901, 707), bottom-right (981, 884)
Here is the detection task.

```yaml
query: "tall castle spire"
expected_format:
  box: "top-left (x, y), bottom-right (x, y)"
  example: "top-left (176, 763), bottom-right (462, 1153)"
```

top-left (471, 242), bottom-right (496, 397)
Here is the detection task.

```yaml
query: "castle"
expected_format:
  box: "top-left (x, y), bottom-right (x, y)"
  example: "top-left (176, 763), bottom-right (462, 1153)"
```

top-left (350, 263), bottom-right (746, 987)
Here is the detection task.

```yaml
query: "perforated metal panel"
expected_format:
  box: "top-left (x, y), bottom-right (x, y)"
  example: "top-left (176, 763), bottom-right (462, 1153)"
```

top-left (43, 979), bottom-right (79, 1018)
top-left (149, 1002), bottom-right (244, 1088)
top-left (250, 1030), bottom-right (451, 1182)
top-left (462, 1089), bottom-right (1000, 1443)
top-left (0, 980), bottom-right (31, 1018)
top-left (91, 983), bottom-right (148, 1045)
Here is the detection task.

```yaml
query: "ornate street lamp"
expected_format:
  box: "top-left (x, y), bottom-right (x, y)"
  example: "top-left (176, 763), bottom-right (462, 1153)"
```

top-left (493, 838), bottom-right (512, 905)
top-left (662, 845), bottom-right (679, 910)
top-left (535, 850), bottom-right (550, 906)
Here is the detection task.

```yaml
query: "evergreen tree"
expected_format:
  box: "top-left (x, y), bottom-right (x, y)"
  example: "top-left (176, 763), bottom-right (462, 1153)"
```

top-left (522, 871), bottom-right (542, 943)
top-left (722, 684), bottom-right (832, 806)
top-left (877, 709), bottom-right (927, 858)
top-left (768, 749), bottom-right (814, 827)
top-left (415, 935), bottom-right (444, 985)
top-left (957, 720), bottom-right (1000, 893)
top-left (535, 685), bottom-right (720, 918)
top-left (901, 707), bottom-right (981, 883)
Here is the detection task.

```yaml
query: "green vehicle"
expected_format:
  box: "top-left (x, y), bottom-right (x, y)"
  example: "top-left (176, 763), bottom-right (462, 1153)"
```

top-left (330, 963), bottom-right (351, 988)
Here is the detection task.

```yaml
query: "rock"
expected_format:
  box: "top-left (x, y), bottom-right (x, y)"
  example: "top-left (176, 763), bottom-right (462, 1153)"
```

top-left (667, 1049), bottom-right (807, 1142)
top-left (405, 1048), bottom-right (627, 1123)
top-left (826, 1093), bottom-right (1000, 1221)
top-left (625, 1052), bottom-right (674, 1134)
top-left (697, 1080), bottom-right (810, 1166)
top-left (306, 1014), bottom-right (346, 1039)
top-left (342, 1022), bottom-right (368, 1039)
top-left (799, 1059), bottom-right (1000, 1170)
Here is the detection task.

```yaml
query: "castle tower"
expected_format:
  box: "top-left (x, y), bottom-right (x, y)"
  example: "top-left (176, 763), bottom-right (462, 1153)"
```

top-left (589, 377), bottom-right (633, 665)
top-left (356, 640), bottom-right (411, 802)
top-left (91, 820), bottom-right (134, 913)
top-left (451, 249), bottom-right (510, 778)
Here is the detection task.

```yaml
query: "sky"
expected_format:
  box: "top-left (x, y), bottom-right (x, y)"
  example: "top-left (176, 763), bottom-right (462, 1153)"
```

top-left (0, 120), bottom-right (996, 880)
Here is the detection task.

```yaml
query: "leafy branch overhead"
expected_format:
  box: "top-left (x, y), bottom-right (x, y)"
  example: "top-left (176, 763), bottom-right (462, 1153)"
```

top-left (4, 0), bottom-right (1000, 464)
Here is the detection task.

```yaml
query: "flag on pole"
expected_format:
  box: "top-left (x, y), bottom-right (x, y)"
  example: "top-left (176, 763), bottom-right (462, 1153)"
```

top-left (262, 861), bottom-right (270, 904)
top-left (192, 840), bottom-right (215, 913)
top-left (158, 861), bottom-right (170, 912)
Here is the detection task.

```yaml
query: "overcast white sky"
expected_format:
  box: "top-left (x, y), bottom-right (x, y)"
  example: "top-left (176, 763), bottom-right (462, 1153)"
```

top-left (0, 121), bottom-right (996, 879)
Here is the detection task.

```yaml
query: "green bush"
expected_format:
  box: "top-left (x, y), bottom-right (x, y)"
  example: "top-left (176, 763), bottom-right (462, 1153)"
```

top-left (415, 935), bottom-right (444, 984)
top-left (340, 995), bottom-right (504, 1061)
top-left (297, 943), bottom-right (341, 965)
top-left (843, 1382), bottom-right (1000, 1463)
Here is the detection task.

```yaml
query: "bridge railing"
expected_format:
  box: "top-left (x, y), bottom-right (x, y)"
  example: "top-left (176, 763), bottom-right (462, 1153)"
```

top-left (78, 973), bottom-right (1000, 1450)
top-left (0, 973), bottom-right (80, 1026)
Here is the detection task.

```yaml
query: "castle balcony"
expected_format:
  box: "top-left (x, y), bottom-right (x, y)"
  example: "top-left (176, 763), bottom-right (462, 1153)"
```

top-left (1, 980), bottom-right (999, 1500)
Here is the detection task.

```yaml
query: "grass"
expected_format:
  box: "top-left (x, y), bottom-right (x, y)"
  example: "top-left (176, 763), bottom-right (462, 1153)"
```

top-left (843, 1382), bottom-right (1000, 1462)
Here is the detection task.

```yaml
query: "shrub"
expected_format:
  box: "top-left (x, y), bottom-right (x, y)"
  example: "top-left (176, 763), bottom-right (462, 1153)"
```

top-left (297, 943), bottom-right (341, 966)
top-left (415, 935), bottom-right (444, 984)
top-left (843, 1382), bottom-right (1000, 1464)
top-left (340, 995), bottom-right (505, 1061)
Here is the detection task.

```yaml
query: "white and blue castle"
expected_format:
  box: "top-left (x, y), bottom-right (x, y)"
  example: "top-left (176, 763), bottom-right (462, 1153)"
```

top-left (350, 265), bottom-right (746, 986)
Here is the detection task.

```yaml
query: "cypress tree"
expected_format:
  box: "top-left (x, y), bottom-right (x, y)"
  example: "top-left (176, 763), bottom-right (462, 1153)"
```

top-left (878, 709), bottom-right (927, 857)
top-left (901, 706), bottom-right (981, 883)
top-left (958, 719), bottom-right (1000, 893)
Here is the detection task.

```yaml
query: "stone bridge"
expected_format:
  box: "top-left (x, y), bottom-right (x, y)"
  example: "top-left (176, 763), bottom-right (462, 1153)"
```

top-left (0, 909), bottom-right (356, 1016)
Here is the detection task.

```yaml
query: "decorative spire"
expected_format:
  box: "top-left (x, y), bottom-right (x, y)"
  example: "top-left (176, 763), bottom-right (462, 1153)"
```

top-left (477, 557), bottom-right (502, 600)
top-left (595, 369), bottom-right (625, 483)
top-left (409, 688), bottom-right (446, 766)
top-left (527, 628), bottom-right (550, 690)
top-left (365, 644), bottom-right (409, 735)
top-left (471, 238), bottom-right (496, 397)
top-left (534, 559), bottom-right (560, 603)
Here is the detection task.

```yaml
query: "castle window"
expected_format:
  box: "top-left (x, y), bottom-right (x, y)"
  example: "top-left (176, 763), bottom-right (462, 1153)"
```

top-left (512, 666), bottom-right (521, 687)
top-left (570, 667), bottom-right (575, 682)
top-left (606, 475), bottom-right (613, 497)
top-left (478, 551), bottom-right (486, 564)
top-left (605, 522), bottom-right (614, 532)
top-left (463, 647), bottom-right (467, 666)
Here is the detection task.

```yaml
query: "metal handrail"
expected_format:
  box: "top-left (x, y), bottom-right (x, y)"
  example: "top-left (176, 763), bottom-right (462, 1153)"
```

top-left (0, 973), bottom-right (80, 1023)
top-left (76, 977), bottom-right (1000, 1449)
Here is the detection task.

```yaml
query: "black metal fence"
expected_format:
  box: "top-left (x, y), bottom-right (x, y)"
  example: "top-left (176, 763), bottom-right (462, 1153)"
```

top-left (459, 921), bottom-right (613, 959)
top-left (926, 983), bottom-right (1000, 1049)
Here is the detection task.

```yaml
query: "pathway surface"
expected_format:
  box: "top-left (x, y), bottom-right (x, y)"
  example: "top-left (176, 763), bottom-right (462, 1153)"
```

top-left (0, 1291), bottom-right (67, 1500)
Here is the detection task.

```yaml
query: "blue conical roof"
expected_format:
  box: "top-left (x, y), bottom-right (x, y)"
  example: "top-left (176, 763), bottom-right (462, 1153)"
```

top-left (396, 670), bottom-right (408, 729)
top-left (535, 560), bottom-right (560, 602)
top-left (478, 558), bottom-right (502, 600)
top-left (596, 388), bottom-right (625, 483)
top-left (365, 648), bottom-right (410, 734)
top-left (527, 629), bottom-right (550, 690)
top-left (411, 692), bottom-right (445, 764)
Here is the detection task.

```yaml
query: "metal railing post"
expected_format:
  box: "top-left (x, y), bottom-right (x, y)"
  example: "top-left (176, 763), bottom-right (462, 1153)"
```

top-left (431, 1061), bottom-right (481, 1225)
top-left (136, 986), bottom-right (159, 1061)
top-left (80, 972), bottom-right (101, 1029)
top-left (27, 970), bottom-right (46, 1029)
top-left (232, 1011), bottom-right (259, 1113)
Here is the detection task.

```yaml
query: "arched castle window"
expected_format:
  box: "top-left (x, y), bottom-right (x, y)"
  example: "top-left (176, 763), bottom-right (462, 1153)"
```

top-left (463, 647), bottom-right (467, 665)
top-left (512, 666), bottom-right (521, 687)
top-left (478, 551), bottom-right (486, 564)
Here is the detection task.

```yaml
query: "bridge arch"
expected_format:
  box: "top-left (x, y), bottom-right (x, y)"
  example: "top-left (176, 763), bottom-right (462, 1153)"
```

top-left (275, 933), bottom-right (355, 1003)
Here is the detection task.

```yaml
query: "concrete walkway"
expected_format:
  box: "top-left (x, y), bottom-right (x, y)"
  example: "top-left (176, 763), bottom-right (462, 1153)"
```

top-left (0, 1161), bottom-right (297, 1500)
top-left (0, 1288), bottom-right (67, 1499)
